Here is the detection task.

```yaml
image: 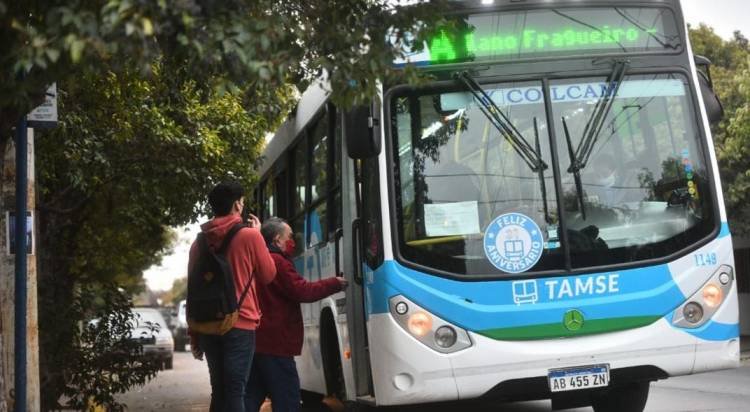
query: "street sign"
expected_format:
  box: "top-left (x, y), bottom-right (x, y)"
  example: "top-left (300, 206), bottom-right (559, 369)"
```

top-left (6, 211), bottom-right (34, 255)
top-left (27, 83), bottom-right (58, 128)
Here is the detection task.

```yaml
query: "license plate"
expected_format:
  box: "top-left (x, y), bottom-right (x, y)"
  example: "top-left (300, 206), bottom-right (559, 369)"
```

top-left (548, 364), bottom-right (610, 392)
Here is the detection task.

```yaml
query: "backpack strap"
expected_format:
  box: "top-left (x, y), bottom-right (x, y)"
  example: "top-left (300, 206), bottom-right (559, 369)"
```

top-left (197, 232), bottom-right (209, 255)
top-left (217, 223), bottom-right (247, 255)
top-left (237, 276), bottom-right (253, 307)
top-left (218, 223), bottom-right (254, 307)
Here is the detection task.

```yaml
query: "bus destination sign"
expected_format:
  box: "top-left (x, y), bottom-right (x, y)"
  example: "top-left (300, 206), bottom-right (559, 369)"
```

top-left (394, 7), bottom-right (680, 66)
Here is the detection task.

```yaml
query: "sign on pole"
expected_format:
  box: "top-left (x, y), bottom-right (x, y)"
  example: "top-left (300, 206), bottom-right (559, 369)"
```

top-left (27, 83), bottom-right (58, 128)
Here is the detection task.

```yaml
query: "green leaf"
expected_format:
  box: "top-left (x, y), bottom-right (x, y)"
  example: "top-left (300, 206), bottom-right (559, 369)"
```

top-left (259, 66), bottom-right (271, 80)
top-left (70, 39), bottom-right (85, 62)
top-left (45, 48), bottom-right (61, 63)
top-left (141, 17), bottom-right (153, 36)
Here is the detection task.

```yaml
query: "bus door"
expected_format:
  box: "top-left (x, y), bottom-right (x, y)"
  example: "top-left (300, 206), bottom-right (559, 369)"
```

top-left (342, 104), bottom-right (382, 399)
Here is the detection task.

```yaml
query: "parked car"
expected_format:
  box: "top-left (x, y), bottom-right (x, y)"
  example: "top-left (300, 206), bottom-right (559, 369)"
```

top-left (172, 300), bottom-right (189, 352)
top-left (131, 307), bottom-right (174, 369)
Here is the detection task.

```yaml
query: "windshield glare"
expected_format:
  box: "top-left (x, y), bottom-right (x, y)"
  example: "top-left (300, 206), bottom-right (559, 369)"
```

top-left (391, 73), bottom-right (715, 276)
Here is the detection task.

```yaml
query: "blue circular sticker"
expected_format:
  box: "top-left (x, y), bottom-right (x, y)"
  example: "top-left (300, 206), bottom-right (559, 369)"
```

top-left (483, 213), bottom-right (544, 273)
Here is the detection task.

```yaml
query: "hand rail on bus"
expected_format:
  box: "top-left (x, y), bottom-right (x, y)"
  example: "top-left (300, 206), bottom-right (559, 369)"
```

top-left (352, 218), bottom-right (363, 285)
top-left (334, 227), bottom-right (344, 277)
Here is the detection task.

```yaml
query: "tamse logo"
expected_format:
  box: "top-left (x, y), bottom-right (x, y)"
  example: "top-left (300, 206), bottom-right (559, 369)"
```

top-left (483, 213), bottom-right (544, 274)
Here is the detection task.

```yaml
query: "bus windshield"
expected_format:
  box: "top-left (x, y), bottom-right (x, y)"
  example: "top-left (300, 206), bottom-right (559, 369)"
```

top-left (390, 73), bottom-right (716, 276)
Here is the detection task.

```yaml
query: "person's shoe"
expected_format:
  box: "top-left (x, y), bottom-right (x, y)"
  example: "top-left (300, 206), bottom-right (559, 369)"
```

top-left (321, 395), bottom-right (345, 412)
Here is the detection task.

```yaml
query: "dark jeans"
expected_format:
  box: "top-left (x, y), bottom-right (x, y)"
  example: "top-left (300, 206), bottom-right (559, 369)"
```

top-left (200, 328), bottom-right (256, 412)
top-left (245, 354), bottom-right (301, 412)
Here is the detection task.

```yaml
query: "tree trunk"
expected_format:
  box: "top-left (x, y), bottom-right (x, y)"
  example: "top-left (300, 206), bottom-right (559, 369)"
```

top-left (0, 132), bottom-right (5, 412)
top-left (36, 206), bottom-right (78, 411)
top-left (0, 323), bottom-right (7, 412)
top-left (1, 129), bottom-right (41, 411)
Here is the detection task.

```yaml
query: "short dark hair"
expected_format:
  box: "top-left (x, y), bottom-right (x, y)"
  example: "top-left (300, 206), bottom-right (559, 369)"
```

top-left (261, 217), bottom-right (288, 244)
top-left (208, 181), bottom-right (245, 216)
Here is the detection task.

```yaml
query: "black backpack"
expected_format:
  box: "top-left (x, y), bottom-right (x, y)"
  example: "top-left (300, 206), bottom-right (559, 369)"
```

top-left (187, 223), bottom-right (251, 335)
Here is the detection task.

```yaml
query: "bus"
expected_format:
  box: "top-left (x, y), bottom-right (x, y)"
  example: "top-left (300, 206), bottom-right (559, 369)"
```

top-left (254, 0), bottom-right (739, 410)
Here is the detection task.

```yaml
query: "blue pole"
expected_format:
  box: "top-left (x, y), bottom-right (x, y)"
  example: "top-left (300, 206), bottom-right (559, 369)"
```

top-left (14, 116), bottom-right (28, 412)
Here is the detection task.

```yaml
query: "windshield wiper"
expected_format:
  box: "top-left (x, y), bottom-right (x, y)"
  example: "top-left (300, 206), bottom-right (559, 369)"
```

top-left (564, 59), bottom-right (628, 220)
top-left (569, 59), bottom-right (629, 175)
top-left (533, 117), bottom-right (552, 224)
top-left (562, 116), bottom-right (587, 220)
top-left (454, 71), bottom-right (548, 173)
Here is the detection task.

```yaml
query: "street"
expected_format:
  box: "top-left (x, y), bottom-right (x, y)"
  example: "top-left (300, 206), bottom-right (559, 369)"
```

top-left (118, 352), bottom-right (750, 412)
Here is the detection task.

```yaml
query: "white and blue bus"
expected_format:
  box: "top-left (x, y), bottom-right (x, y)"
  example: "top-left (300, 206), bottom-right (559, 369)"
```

top-left (255, 1), bottom-right (739, 410)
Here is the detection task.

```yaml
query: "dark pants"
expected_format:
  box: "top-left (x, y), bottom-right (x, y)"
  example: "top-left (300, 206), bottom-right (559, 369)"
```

top-left (245, 354), bottom-right (301, 412)
top-left (200, 328), bottom-right (256, 412)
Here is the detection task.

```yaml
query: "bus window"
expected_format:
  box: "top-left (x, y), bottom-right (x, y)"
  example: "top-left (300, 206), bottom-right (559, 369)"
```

top-left (290, 135), bottom-right (308, 255)
top-left (333, 109), bottom-right (343, 232)
top-left (309, 113), bottom-right (330, 246)
top-left (310, 114), bottom-right (329, 204)
top-left (292, 139), bottom-right (308, 215)
top-left (309, 201), bottom-right (329, 246)
top-left (334, 108), bottom-right (342, 189)
top-left (262, 178), bottom-right (275, 220)
top-left (362, 155), bottom-right (383, 268)
top-left (274, 171), bottom-right (288, 219)
top-left (289, 215), bottom-right (305, 257)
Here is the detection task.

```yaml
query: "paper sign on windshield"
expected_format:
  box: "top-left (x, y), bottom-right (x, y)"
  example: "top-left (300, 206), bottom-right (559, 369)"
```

top-left (424, 201), bottom-right (480, 237)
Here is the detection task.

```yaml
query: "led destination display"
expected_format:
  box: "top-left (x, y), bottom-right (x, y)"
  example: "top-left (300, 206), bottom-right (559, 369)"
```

top-left (430, 26), bottom-right (649, 61)
top-left (395, 7), bottom-right (680, 66)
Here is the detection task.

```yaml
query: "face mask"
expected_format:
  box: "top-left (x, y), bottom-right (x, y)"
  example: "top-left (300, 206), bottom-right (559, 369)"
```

top-left (284, 239), bottom-right (296, 256)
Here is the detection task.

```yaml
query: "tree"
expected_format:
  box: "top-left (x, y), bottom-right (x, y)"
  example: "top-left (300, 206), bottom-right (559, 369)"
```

top-left (34, 62), bottom-right (295, 409)
top-left (689, 25), bottom-right (750, 235)
top-left (716, 62), bottom-right (750, 235)
top-left (58, 283), bottom-right (162, 412)
top-left (1, 1), bottom-right (443, 408)
top-left (158, 277), bottom-right (187, 307)
top-left (1, 0), bottom-right (444, 141)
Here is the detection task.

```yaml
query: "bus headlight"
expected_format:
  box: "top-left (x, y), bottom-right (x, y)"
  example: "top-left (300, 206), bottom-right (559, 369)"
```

top-left (682, 302), bottom-right (703, 324)
top-left (407, 312), bottom-right (433, 337)
top-left (702, 284), bottom-right (723, 308)
top-left (389, 295), bottom-right (472, 353)
top-left (435, 326), bottom-right (458, 348)
top-left (672, 265), bottom-right (733, 329)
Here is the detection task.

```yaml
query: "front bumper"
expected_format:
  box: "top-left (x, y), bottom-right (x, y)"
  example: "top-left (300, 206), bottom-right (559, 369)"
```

top-left (367, 312), bottom-right (739, 406)
top-left (143, 344), bottom-right (173, 359)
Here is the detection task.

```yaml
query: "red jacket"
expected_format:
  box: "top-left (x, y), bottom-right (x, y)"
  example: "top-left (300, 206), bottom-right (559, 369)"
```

top-left (255, 246), bottom-right (343, 356)
top-left (188, 215), bottom-right (276, 330)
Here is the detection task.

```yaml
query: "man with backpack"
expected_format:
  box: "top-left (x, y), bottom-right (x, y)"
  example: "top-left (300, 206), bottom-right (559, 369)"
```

top-left (187, 181), bottom-right (277, 412)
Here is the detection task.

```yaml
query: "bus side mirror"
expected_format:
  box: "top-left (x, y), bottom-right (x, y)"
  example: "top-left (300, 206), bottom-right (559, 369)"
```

top-left (694, 55), bottom-right (724, 125)
top-left (344, 105), bottom-right (381, 159)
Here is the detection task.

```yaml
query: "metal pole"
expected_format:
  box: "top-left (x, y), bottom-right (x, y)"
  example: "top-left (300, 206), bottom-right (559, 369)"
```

top-left (14, 116), bottom-right (28, 412)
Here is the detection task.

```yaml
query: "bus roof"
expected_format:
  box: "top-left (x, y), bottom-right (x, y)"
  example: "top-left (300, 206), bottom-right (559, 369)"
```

top-left (258, 81), bottom-right (329, 178)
